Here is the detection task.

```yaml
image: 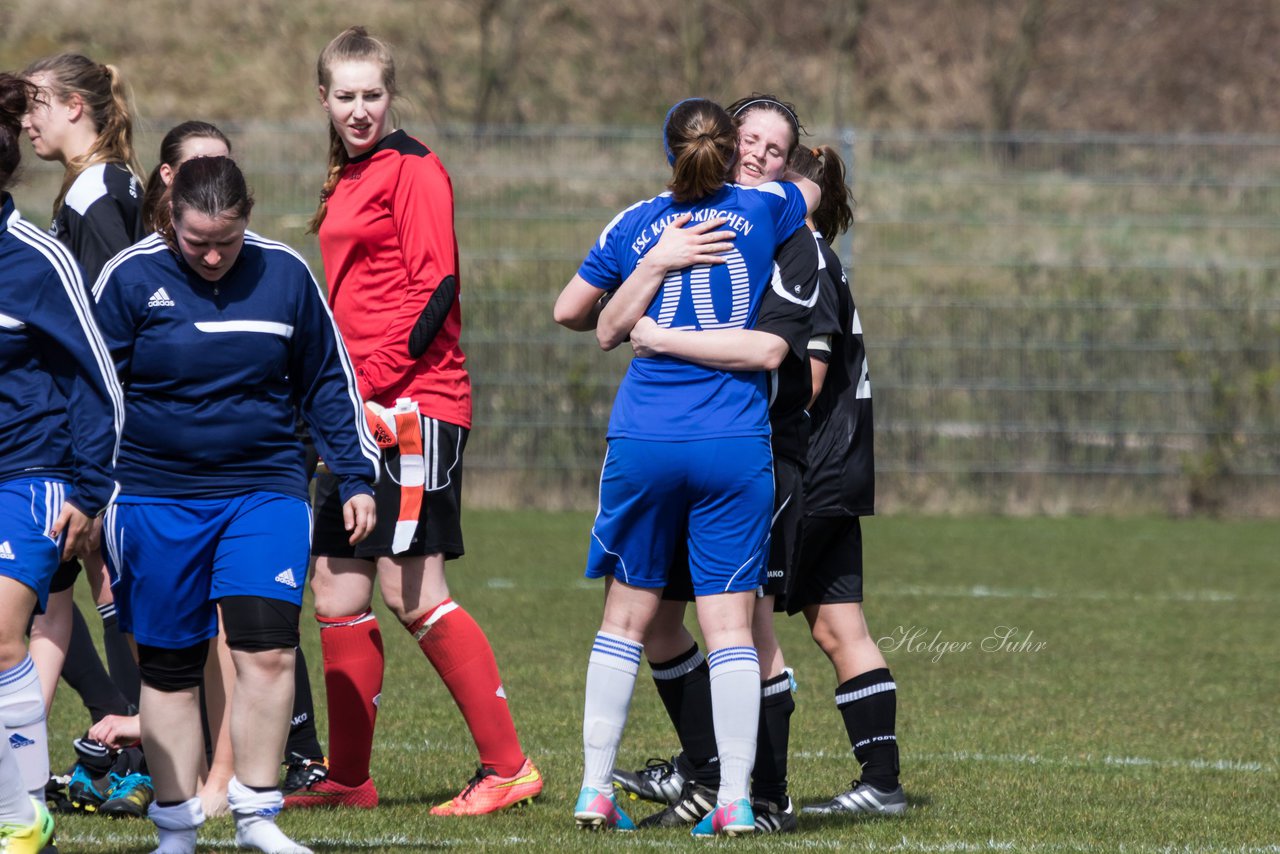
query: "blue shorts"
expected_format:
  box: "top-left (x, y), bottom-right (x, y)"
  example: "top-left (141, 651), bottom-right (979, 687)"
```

top-left (0, 478), bottom-right (68, 613)
top-left (103, 492), bottom-right (311, 649)
top-left (587, 437), bottom-right (773, 596)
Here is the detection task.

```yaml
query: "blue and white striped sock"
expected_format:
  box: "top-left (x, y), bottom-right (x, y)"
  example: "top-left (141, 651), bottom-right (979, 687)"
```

top-left (707, 645), bottom-right (760, 805)
top-left (582, 632), bottom-right (643, 791)
top-left (0, 655), bottom-right (47, 801)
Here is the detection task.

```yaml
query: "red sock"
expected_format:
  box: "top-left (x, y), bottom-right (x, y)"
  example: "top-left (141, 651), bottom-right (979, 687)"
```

top-left (318, 611), bottom-right (384, 786)
top-left (408, 599), bottom-right (525, 776)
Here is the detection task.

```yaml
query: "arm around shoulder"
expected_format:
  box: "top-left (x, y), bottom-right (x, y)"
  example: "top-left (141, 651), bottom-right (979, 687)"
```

top-left (784, 171), bottom-right (821, 214)
top-left (631, 317), bottom-right (789, 371)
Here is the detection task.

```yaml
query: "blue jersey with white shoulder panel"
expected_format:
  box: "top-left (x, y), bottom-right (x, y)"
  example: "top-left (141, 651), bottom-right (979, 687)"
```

top-left (92, 231), bottom-right (379, 503)
top-left (0, 195), bottom-right (122, 515)
top-left (578, 181), bottom-right (807, 440)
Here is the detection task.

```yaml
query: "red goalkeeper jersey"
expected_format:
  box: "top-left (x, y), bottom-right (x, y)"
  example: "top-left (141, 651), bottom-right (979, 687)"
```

top-left (319, 130), bottom-right (471, 428)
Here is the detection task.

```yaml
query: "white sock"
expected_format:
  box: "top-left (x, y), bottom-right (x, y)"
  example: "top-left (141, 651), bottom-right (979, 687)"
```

top-left (0, 655), bottom-right (47, 798)
top-left (581, 632), bottom-right (642, 791)
top-left (708, 645), bottom-right (760, 805)
top-left (148, 796), bottom-right (204, 854)
top-left (0, 731), bottom-right (35, 825)
top-left (229, 777), bottom-right (313, 854)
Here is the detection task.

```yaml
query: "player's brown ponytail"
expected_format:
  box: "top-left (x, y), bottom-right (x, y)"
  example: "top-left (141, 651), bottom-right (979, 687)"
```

top-left (788, 144), bottom-right (856, 239)
top-left (23, 54), bottom-right (143, 219)
top-left (664, 99), bottom-right (736, 204)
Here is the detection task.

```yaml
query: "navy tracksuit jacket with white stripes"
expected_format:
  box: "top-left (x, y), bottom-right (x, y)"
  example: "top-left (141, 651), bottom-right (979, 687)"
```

top-left (92, 231), bottom-right (379, 504)
top-left (0, 194), bottom-right (123, 515)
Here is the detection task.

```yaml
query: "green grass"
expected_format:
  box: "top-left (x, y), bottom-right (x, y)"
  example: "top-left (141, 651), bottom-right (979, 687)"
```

top-left (49, 512), bottom-right (1278, 851)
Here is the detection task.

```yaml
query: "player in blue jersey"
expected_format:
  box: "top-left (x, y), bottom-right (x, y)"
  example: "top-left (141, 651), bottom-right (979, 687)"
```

top-left (554, 97), bottom-right (817, 837)
top-left (21, 54), bottom-right (148, 814)
top-left (614, 116), bottom-right (907, 828)
top-left (0, 72), bottom-right (122, 854)
top-left (91, 122), bottom-right (332, 818)
top-left (610, 94), bottom-right (821, 833)
top-left (93, 155), bottom-right (378, 854)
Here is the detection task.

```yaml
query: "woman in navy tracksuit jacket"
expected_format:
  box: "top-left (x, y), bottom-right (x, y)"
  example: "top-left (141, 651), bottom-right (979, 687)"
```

top-left (92, 155), bottom-right (377, 854)
top-left (0, 71), bottom-right (121, 852)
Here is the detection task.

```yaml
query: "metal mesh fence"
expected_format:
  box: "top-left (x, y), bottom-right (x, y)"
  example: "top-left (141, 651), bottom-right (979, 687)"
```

top-left (17, 123), bottom-right (1280, 515)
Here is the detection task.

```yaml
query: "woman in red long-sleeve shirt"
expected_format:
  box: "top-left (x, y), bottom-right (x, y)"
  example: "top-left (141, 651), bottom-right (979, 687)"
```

top-left (285, 26), bottom-right (541, 817)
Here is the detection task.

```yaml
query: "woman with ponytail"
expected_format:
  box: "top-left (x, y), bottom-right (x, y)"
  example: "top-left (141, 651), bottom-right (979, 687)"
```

top-left (610, 116), bottom-right (902, 833)
top-left (141, 121), bottom-right (231, 235)
top-left (22, 53), bottom-right (144, 284)
top-left (287, 26), bottom-right (542, 817)
top-left (607, 93), bottom-right (826, 835)
top-left (779, 143), bottom-right (906, 821)
top-left (0, 71), bottom-right (122, 853)
top-left (553, 97), bottom-right (818, 836)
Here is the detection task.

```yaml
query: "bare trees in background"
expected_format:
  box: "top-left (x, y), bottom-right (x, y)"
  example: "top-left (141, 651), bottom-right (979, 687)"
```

top-left (985, 0), bottom-right (1046, 134)
top-left (1, 0), bottom-right (1278, 132)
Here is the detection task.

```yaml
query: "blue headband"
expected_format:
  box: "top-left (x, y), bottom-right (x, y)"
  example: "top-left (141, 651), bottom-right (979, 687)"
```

top-left (662, 97), bottom-right (704, 166)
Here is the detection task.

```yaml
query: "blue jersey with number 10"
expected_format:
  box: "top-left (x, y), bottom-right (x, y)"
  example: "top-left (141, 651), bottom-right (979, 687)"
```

top-left (578, 181), bottom-right (807, 441)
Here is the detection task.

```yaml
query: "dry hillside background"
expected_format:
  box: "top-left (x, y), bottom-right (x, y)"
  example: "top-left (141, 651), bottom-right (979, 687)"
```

top-left (2, 0), bottom-right (1278, 132)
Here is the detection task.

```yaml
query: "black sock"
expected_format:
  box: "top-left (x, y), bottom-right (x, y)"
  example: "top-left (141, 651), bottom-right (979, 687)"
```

top-left (62, 604), bottom-right (132, 721)
top-left (98, 603), bottom-right (141, 711)
top-left (751, 671), bottom-right (795, 805)
top-left (836, 667), bottom-right (900, 790)
top-left (72, 735), bottom-right (116, 777)
top-left (650, 644), bottom-right (719, 789)
top-left (111, 745), bottom-right (147, 776)
top-left (284, 645), bottom-right (324, 760)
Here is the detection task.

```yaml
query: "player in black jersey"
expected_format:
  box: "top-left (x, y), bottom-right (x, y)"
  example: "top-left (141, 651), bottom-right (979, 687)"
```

top-left (787, 143), bottom-right (906, 818)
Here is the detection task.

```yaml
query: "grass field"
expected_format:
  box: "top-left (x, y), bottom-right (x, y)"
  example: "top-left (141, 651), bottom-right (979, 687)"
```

top-left (48, 511), bottom-right (1278, 852)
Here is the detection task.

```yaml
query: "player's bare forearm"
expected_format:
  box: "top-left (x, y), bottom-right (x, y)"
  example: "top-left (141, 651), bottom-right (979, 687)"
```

top-left (632, 320), bottom-right (787, 371)
top-left (596, 257), bottom-right (667, 350)
top-left (809, 356), bottom-right (830, 408)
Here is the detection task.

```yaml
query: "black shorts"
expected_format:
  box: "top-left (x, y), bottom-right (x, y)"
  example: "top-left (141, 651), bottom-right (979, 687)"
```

top-left (662, 458), bottom-right (804, 607)
top-left (786, 515), bottom-right (864, 614)
top-left (312, 416), bottom-right (467, 561)
top-left (49, 558), bottom-right (81, 593)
